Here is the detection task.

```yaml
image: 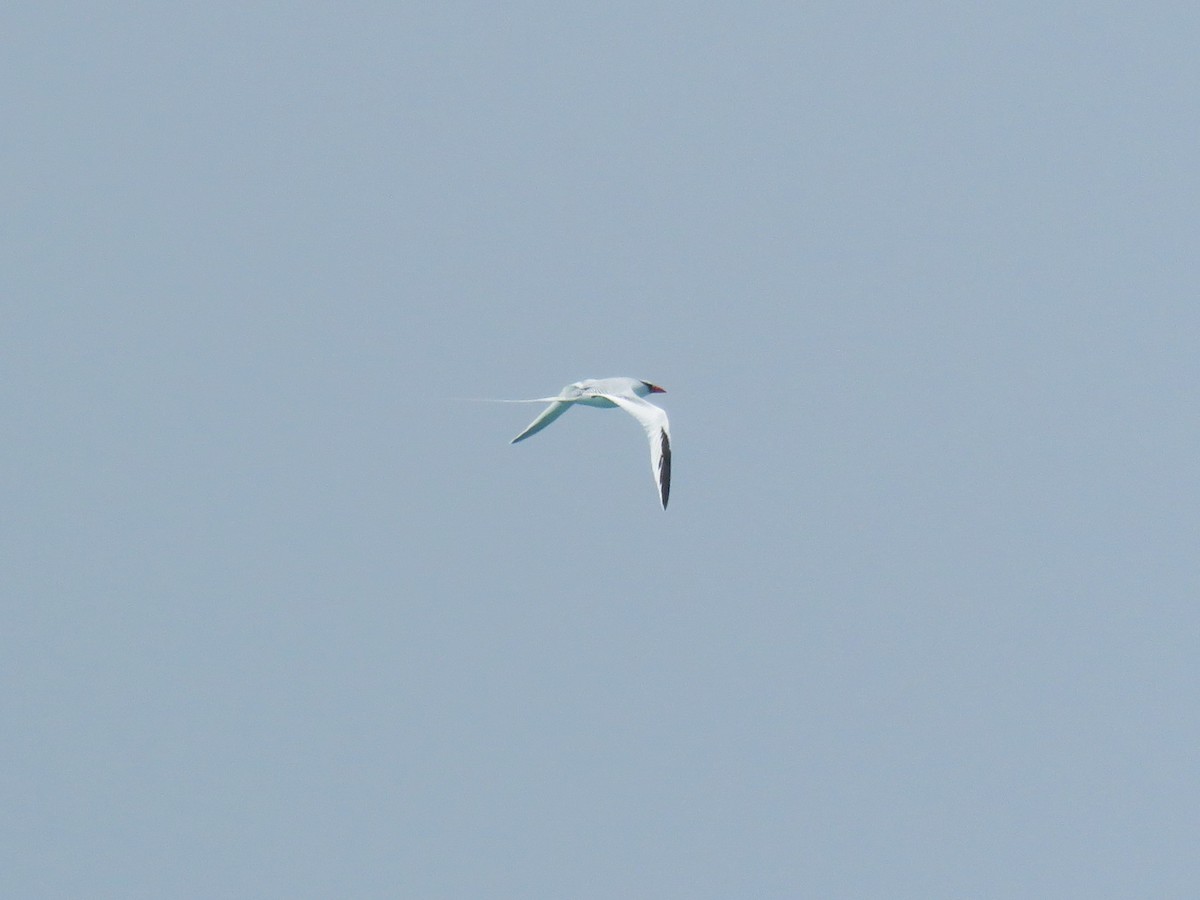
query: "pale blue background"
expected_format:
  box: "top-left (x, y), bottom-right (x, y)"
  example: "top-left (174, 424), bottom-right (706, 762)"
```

top-left (4, 3), bottom-right (1197, 897)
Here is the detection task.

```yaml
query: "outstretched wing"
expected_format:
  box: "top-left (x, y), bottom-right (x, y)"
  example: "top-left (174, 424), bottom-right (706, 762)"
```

top-left (510, 400), bottom-right (573, 444)
top-left (600, 393), bottom-right (671, 509)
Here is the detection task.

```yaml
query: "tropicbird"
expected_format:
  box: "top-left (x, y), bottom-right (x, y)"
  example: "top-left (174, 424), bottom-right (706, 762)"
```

top-left (508, 377), bottom-right (671, 509)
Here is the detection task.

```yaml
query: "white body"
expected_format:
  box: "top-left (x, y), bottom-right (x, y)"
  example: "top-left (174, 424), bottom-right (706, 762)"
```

top-left (510, 377), bottom-right (672, 509)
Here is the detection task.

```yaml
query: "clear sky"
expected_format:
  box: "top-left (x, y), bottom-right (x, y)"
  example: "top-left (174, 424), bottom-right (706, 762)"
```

top-left (4, 3), bottom-right (1197, 897)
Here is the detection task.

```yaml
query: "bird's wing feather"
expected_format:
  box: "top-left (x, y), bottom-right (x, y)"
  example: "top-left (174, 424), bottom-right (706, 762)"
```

top-left (510, 400), bottom-right (574, 443)
top-left (599, 393), bottom-right (671, 509)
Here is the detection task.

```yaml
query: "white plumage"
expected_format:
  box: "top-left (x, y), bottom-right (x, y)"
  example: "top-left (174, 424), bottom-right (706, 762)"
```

top-left (509, 377), bottom-right (672, 509)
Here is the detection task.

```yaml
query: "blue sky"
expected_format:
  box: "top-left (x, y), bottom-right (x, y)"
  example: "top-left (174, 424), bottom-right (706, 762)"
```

top-left (4, 3), bottom-right (1198, 897)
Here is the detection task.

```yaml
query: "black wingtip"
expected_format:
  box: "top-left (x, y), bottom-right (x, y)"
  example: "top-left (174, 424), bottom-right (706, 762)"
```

top-left (659, 431), bottom-right (671, 509)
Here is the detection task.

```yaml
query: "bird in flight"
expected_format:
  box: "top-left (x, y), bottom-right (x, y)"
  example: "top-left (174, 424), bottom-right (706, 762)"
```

top-left (508, 377), bottom-right (672, 509)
